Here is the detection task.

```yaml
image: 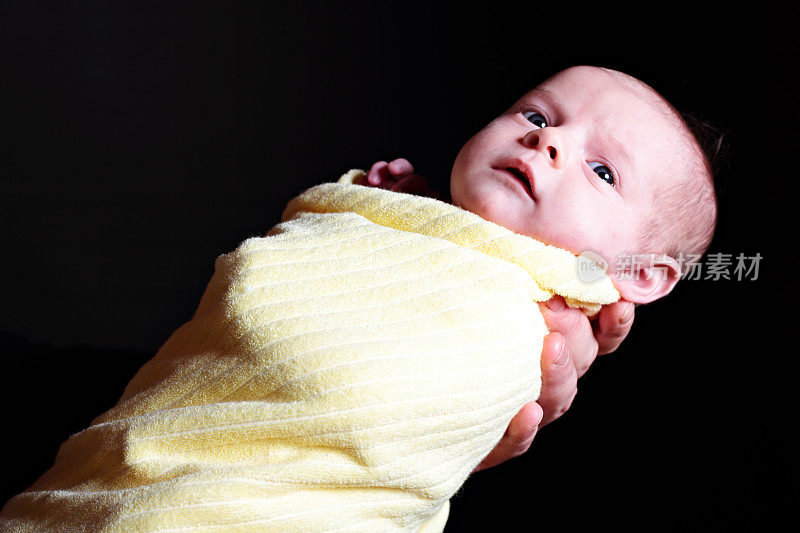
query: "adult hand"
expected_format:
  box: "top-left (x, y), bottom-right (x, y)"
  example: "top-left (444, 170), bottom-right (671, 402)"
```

top-left (357, 160), bottom-right (637, 471)
top-left (472, 298), bottom-right (635, 472)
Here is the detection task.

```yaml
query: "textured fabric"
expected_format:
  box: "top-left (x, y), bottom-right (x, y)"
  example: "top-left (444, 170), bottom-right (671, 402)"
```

top-left (1, 170), bottom-right (619, 532)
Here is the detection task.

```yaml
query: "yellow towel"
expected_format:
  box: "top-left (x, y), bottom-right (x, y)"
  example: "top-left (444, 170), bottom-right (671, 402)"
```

top-left (1, 170), bottom-right (619, 532)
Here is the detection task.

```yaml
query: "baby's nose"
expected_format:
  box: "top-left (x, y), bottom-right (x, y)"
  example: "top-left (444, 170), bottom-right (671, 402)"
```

top-left (522, 129), bottom-right (571, 169)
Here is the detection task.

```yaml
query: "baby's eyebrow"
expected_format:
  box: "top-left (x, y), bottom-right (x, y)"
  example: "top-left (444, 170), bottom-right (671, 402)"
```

top-left (525, 87), bottom-right (558, 106)
top-left (530, 87), bottom-right (556, 98)
top-left (604, 133), bottom-right (636, 191)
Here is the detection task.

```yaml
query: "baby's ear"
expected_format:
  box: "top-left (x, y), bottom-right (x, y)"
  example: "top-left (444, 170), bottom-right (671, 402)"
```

top-left (613, 254), bottom-right (681, 304)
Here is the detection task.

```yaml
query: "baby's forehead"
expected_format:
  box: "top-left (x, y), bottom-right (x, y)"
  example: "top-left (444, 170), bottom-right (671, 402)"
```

top-left (522, 66), bottom-right (700, 190)
top-left (529, 67), bottom-right (675, 124)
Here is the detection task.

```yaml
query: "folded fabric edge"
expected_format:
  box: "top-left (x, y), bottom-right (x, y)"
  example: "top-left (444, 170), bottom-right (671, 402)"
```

top-left (286, 169), bottom-right (620, 316)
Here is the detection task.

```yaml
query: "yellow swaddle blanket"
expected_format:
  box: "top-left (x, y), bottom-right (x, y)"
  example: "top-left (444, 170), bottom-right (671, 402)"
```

top-left (1, 170), bottom-right (619, 532)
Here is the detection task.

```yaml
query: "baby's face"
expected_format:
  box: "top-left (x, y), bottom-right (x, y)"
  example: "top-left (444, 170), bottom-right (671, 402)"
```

top-left (450, 66), bottom-right (681, 272)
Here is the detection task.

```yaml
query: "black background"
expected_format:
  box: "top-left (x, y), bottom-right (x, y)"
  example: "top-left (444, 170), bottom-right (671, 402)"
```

top-left (1, 1), bottom-right (796, 530)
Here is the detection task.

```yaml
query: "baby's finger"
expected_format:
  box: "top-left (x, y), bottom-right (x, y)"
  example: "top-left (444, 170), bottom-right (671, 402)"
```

top-left (367, 161), bottom-right (390, 185)
top-left (537, 332), bottom-right (578, 427)
top-left (387, 158), bottom-right (414, 177)
top-left (594, 300), bottom-right (635, 356)
top-left (391, 174), bottom-right (428, 195)
top-left (472, 401), bottom-right (543, 472)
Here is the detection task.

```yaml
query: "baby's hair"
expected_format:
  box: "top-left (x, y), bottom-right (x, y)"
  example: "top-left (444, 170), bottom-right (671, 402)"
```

top-left (680, 111), bottom-right (728, 180)
top-left (604, 67), bottom-right (726, 277)
top-left (636, 107), bottom-right (726, 277)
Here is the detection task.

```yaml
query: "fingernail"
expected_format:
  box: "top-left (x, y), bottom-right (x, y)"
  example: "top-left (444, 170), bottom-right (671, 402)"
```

top-left (553, 342), bottom-right (569, 367)
top-left (546, 297), bottom-right (565, 312)
top-left (619, 303), bottom-right (634, 324)
top-left (368, 174), bottom-right (379, 185)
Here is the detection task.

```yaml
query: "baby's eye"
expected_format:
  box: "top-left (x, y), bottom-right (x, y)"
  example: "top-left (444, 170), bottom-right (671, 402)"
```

top-left (588, 161), bottom-right (615, 186)
top-left (522, 111), bottom-right (548, 129)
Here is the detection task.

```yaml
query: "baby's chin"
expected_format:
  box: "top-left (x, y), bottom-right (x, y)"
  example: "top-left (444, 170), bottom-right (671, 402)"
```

top-left (451, 172), bottom-right (621, 266)
top-left (451, 175), bottom-right (532, 225)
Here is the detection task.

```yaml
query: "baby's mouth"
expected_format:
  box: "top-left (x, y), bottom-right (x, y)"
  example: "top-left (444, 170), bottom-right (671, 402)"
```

top-left (505, 167), bottom-right (534, 198)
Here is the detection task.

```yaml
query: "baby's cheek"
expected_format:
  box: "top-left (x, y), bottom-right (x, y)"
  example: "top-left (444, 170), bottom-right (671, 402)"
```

top-left (539, 203), bottom-right (603, 252)
top-left (453, 176), bottom-right (507, 220)
top-left (449, 159), bottom-right (486, 209)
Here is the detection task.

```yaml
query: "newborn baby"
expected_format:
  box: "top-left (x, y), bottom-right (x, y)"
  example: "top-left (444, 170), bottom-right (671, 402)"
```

top-left (0, 66), bottom-right (717, 532)
top-left (361, 65), bottom-right (717, 300)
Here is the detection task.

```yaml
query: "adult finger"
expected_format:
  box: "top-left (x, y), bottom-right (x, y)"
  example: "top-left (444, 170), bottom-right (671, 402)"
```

top-left (539, 297), bottom-right (598, 379)
top-left (537, 331), bottom-right (578, 427)
top-left (472, 401), bottom-right (543, 472)
top-left (387, 158), bottom-right (414, 177)
top-left (594, 300), bottom-right (635, 355)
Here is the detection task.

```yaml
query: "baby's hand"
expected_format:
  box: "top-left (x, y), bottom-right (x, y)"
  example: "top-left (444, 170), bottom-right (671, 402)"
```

top-left (356, 158), bottom-right (434, 197)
